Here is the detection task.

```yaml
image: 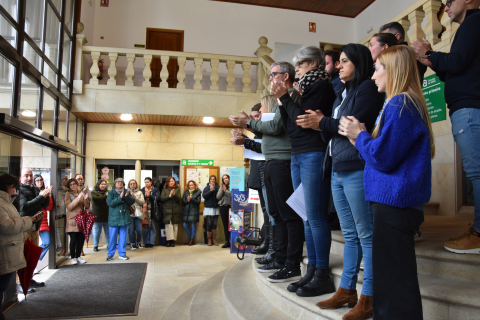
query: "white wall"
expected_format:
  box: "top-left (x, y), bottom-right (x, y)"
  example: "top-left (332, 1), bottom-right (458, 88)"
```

top-left (354, 0), bottom-right (421, 42)
top-left (80, 0), bottom-right (354, 59)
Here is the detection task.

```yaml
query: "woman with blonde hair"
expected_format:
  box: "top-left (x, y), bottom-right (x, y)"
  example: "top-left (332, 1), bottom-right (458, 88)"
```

top-left (339, 45), bottom-right (434, 320)
top-left (260, 94), bottom-right (277, 113)
top-left (127, 179), bottom-right (145, 250)
top-left (161, 177), bottom-right (182, 247)
top-left (182, 180), bottom-right (202, 246)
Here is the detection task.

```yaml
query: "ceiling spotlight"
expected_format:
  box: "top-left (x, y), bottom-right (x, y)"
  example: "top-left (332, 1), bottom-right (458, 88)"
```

top-left (120, 113), bottom-right (132, 121)
top-left (203, 117), bottom-right (214, 124)
top-left (21, 110), bottom-right (36, 117)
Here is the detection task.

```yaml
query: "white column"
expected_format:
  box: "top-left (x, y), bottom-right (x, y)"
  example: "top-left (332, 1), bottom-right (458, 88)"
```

top-left (408, 9), bottom-right (426, 42)
top-left (177, 57), bottom-right (186, 89)
top-left (242, 61), bottom-right (252, 93)
top-left (107, 53), bottom-right (118, 86)
top-left (226, 60), bottom-right (236, 92)
top-left (193, 57), bottom-right (203, 90)
top-left (423, 0), bottom-right (443, 45)
top-left (74, 34), bottom-right (87, 81)
top-left (398, 18), bottom-right (412, 44)
top-left (160, 55), bottom-right (170, 88)
top-left (89, 51), bottom-right (100, 85)
top-left (125, 53), bottom-right (136, 87)
top-left (210, 58), bottom-right (220, 91)
top-left (142, 54), bottom-right (152, 87)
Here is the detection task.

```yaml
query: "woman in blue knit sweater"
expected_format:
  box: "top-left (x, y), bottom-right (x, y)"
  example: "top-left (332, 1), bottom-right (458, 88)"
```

top-left (339, 45), bottom-right (435, 320)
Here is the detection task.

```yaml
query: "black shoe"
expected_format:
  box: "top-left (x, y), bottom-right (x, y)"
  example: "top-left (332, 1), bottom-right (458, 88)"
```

top-left (256, 224), bottom-right (276, 264)
top-left (130, 243), bottom-right (137, 251)
top-left (171, 241), bottom-right (175, 247)
top-left (268, 267), bottom-right (302, 283)
top-left (16, 284), bottom-right (35, 294)
top-left (29, 279), bottom-right (45, 288)
top-left (252, 226), bottom-right (269, 254)
top-left (222, 242), bottom-right (230, 248)
top-left (257, 261), bottom-right (284, 273)
top-left (166, 241), bottom-right (171, 247)
top-left (93, 247), bottom-right (99, 252)
top-left (296, 267), bottom-right (335, 297)
top-left (287, 263), bottom-right (316, 292)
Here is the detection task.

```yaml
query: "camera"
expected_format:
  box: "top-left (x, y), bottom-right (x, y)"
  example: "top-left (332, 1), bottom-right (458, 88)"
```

top-left (137, 128), bottom-right (142, 133)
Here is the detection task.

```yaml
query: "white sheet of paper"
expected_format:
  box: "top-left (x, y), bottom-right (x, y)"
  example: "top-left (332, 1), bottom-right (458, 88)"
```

top-left (261, 113), bottom-right (275, 122)
top-left (286, 183), bottom-right (308, 221)
top-left (243, 139), bottom-right (264, 160)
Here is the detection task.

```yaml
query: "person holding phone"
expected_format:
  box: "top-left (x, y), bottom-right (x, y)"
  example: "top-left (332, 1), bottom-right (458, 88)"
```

top-left (34, 174), bottom-right (54, 261)
top-left (106, 178), bottom-right (135, 260)
top-left (65, 178), bottom-right (90, 265)
top-left (0, 173), bottom-right (43, 318)
top-left (203, 175), bottom-right (220, 246)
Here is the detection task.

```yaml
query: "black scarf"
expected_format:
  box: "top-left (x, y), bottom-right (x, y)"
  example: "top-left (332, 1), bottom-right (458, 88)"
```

top-left (298, 67), bottom-right (331, 93)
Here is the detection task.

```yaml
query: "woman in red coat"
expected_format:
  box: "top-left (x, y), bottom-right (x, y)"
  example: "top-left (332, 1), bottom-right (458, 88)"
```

top-left (34, 174), bottom-right (54, 260)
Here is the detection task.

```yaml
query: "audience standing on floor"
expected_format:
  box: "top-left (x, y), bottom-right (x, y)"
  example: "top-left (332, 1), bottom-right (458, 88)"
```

top-left (127, 179), bottom-right (145, 250)
top-left (91, 179), bottom-right (110, 252)
top-left (161, 177), bottom-right (182, 247)
top-left (182, 180), bottom-right (202, 246)
top-left (203, 175), bottom-right (220, 246)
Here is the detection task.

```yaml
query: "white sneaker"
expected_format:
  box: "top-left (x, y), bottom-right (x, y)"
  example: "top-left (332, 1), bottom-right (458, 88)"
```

top-left (118, 256), bottom-right (129, 260)
top-left (77, 257), bottom-right (87, 264)
top-left (71, 258), bottom-right (78, 265)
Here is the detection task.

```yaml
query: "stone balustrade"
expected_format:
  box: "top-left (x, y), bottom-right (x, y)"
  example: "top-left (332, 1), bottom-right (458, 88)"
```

top-left (359, 0), bottom-right (458, 52)
top-left (75, 37), bottom-right (277, 96)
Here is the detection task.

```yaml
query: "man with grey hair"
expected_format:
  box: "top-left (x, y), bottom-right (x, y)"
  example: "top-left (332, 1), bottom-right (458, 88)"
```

top-left (230, 62), bottom-right (305, 283)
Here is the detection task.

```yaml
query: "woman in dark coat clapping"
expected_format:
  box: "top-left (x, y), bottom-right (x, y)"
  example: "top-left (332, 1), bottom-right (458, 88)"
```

top-left (182, 180), bottom-right (202, 246)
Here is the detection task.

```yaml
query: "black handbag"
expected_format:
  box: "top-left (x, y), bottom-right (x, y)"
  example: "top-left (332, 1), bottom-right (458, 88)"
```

top-left (247, 160), bottom-right (261, 190)
top-left (151, 196), bottom-right (163, 222)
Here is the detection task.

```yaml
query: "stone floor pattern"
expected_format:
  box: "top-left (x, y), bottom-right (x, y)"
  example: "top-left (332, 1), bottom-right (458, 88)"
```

top-left (29, 242), bottom-right (241, 320)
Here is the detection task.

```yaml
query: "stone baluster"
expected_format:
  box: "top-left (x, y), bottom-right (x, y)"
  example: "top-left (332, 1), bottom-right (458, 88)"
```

top-left (142, 54), bottom-right (152, 87)
top-left (256, 62), bottom-right (265, 94)
top-left (210, 58), bottom-right (220, 91)
top-left (160, 55), bottom-right (170, 88)
top-left (125, 53), bottom-right (136, 87)
top-left (440, 0), bottom-right (453, 43)
top-left (408, 9), bottom-right (426, 42)
top-left (74, 34), bottom-right (87, 81)
top-left (177, 57), bottom-right (186, 89)
top-left (226, 60), bottom-right (236, 92)
top-left (242, 61), bottom-right (252, 93)
top-left (107, 53), bottom-right (118, 86)
top-left (423, 0), bottom-right (443, 45)
top-left (193, 57), bottom-right (203, 90)
top-left (263, 64), bottom-right (270, 96)
top-left (398, 18), bottom-right (411, 44)
top-left (89, 51), bottom-right (101, 85)
top-left (254, 36), bottom-right (273, 96)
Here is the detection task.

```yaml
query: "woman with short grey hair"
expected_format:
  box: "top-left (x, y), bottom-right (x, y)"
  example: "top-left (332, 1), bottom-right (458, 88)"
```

top-left (268, 45), bottom-right (337, 295)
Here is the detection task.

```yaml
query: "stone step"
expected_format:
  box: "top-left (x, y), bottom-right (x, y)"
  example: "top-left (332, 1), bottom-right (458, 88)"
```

top-left (300, 254), bottom-right (480, 319)
top-left (223, 256), bottom-right (293, 320)
top-left (161, 282), bottom-right (204, 320)
top-left (330, 216), bottom-right (480, 284)
top-left (189, 269), bottom-right (229, 320)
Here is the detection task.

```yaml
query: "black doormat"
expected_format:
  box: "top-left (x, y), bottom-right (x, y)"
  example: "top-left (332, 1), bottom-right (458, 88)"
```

top-left (5, 263), bottom-right (147, 319)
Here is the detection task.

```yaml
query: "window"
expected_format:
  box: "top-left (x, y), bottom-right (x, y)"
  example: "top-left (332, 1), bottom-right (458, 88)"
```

top-left (19, 73), bottom-right (39, 124)
top-left (0, 55), bottom-right (15, 115)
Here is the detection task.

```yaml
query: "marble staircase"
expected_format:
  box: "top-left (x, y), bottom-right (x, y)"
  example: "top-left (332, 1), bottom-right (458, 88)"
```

top-left (162, 216), bottom-right (480, 320)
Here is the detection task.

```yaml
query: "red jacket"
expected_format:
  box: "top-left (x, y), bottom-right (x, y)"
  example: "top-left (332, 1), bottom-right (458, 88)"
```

top-left (39, 196), bottom-right (54, 232)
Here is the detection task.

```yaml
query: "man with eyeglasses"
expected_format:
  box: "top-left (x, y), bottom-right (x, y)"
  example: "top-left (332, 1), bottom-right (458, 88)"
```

top-left (412, 0), bottom-right (480, 254)
top-left (230, 61), bottom-right (304, 282)
top-left (19, 168), bottom-right (52, 289)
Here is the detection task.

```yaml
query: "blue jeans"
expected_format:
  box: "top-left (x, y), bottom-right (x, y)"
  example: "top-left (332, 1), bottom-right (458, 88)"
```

top-left (183, 222), bottom-right (197, 238)
top-left (39, 230), bottom-right (50, 261)
top-left (93, 222), bottom-right (109, 248)
top-left (129, 217), bottom-right (142, 243)
top-left (108, 225), bottom-right (128, 257)
top-left (291, 152), bottom-right (331, 269)
top-left (142, 223), bottom-right (156, 245)
top-left (261, 184), bottom-right (274, 226)
top-left (451, 108), bottom-right (480, 232)
top-left (332, 170), bottom-right (373, 296)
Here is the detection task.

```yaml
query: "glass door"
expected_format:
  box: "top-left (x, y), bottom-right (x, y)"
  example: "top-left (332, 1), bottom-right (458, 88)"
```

top-left (54, 150), bottom-right (72, 266)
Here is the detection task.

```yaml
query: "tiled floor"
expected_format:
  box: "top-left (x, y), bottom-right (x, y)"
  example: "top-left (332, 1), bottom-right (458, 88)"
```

top-left (28, 242), bottom-right (241, 320)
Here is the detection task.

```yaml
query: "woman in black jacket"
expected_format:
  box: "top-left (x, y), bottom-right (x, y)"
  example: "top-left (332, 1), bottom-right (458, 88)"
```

top-left (141, 177), bottom-right (161, 248)
top-left (202, 175), bottom-right (220, 246)
top-left (270, 47), bottom-right (337, 296)
top-left (182, 180), bottom-right (202, 246)
top-left (298, 44), bottom-right (385, 320)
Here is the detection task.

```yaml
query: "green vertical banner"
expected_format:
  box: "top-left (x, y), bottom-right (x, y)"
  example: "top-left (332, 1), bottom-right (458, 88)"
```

top-left (422, 74), bottom-right (447, 123)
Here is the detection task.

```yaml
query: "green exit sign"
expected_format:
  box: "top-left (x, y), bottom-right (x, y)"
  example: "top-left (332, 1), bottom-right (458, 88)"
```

top-left (182, 159), bottom-right (214, 166)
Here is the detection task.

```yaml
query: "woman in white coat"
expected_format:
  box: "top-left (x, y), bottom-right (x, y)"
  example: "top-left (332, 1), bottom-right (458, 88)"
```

top-left (128, 179), bottom-right (145, 250)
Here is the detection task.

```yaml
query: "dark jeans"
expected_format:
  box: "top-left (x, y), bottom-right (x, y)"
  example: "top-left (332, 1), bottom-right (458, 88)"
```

top-left (0, 271), bottom-right (15, 309)
top-left (205, 215), bottom-right (219, 232)
top-left (258, 186), bottom-right (269, 239)
top-left (220, 205), bottom-right (231, 242)
top-left (68, 232), bottom-right (85, 259)
top-left (372, 202), bottom-right (424, 320)
top-left (264, 159), bottom-right (304, 269)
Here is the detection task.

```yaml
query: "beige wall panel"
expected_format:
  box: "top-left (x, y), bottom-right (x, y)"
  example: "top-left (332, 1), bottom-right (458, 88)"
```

top-left (193, 144), bottom-right (232, 161)
top-left (95, 90), bottom-right (145, 114)
top-left (144, 92), bottom-right (194, 116)
top-left (431, 163), bottom-right (455, 194)
top-left (113, 124), bottom-right (161, 142)
top-left (205, 127), bottom-right (235, 145)
top-left (232, 145), bottom-right (244, 160)
top-left (87, 123), bottom-right (115, 141)
top-left (160, 126), bottom-right (206, 144)
top-left (432, 134), bottom-right (455, 165)
top-left (430, 190), bottom-right (455, 216)
top-left (432, 118), bottom-right (452, 137)
top-left (72, 88), bottom-right (96, 112)
top-left (145, 142), bottom-right (194, 160)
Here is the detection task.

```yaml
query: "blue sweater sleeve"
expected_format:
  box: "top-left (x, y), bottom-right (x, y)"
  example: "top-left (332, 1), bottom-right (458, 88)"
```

top-left (355, 95), bottom-right (427, 172)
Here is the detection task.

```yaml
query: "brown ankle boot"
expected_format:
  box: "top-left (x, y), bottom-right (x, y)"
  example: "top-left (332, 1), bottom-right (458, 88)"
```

top-left (212, 229), bottom-right (219, 246)
top-left (207, 232), bottom-right (213, 246)
top-left (317, 287), bottom-right (358, 309)
top-left (188, 237), bottom-right (195, 246)
top-left (184, 238), bottom-right (191, 245)
top-left (342, 294), bottom-right (372, 320)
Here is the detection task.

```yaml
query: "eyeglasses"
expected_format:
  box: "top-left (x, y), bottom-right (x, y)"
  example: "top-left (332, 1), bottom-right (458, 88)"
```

top-left (76, 178), bottom-right (83, 181)
top-left (69, 183), bottom-right (77, 186)
top-left (269, 72), bottom-right (286, 78)
top-left (35, 179), bottom-right (44, 182)
top-left (445, 0), bottom-right (454, 7)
